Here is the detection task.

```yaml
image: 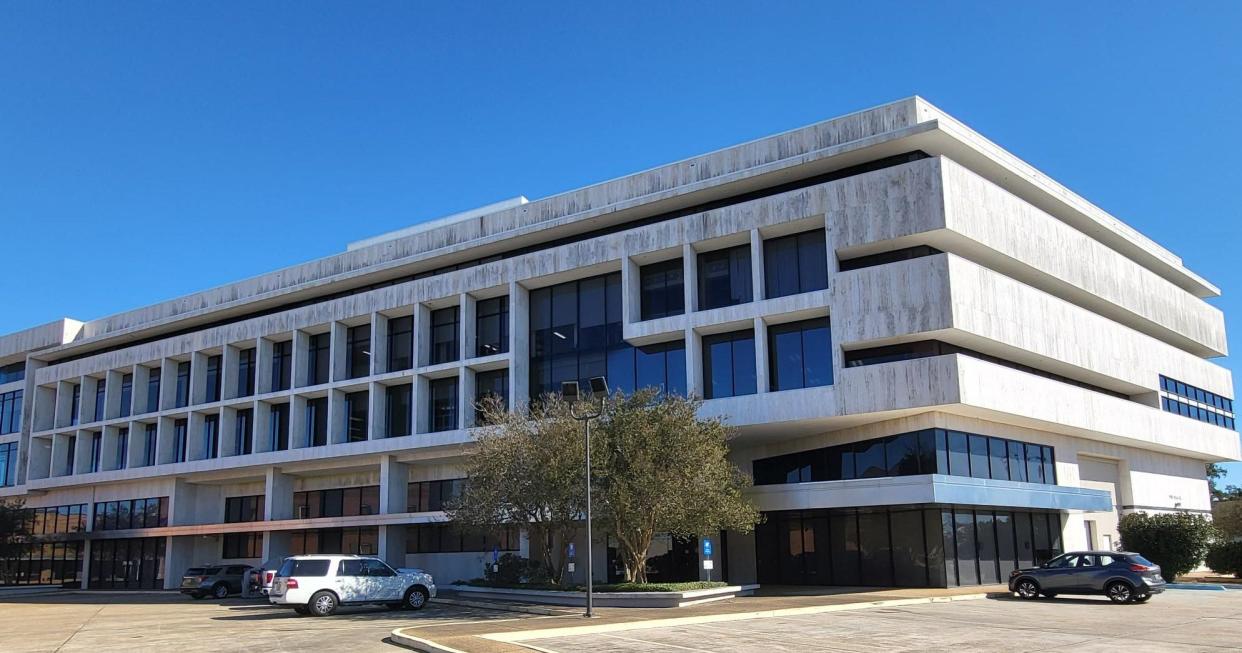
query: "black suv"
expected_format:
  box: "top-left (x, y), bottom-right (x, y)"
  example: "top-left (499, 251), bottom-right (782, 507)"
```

top-left (1009, 551), bottom-right (1166, 603)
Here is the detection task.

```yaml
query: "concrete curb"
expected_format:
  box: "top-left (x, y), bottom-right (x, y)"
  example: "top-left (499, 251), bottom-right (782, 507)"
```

top-left (390, 629), bottom-right (471, 653)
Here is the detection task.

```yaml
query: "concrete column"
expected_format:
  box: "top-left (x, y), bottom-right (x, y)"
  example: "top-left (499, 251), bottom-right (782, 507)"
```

top-left (73, 430), bottom-right (91, 475)
top-left (290, 395), bottom-right (309, 448)
top-left (368, 381), bottom-right (384, 440)
top-left (685, 328), bottom-right (704, 398)
top-left (170, 477), bottom-right (200, 526)
top-left (188, 411), bottom-right (207, 460)
top-left (264, 531), bottom-right (293, 566)
top-left (256, 337), bottom-right (275, 394)
top-left (415, 304), bottom-right (432, 368)
top-left (159, 359), bottom-right (178, 410)
top-left (292, 330), bottom-right (310, 388)
top-left (509, 282), bottom-right (529, 408)
top-left (754, 317), bottom-right (770, 393)
top-left (166, 536), bottom-right (196, 589)
top-left (749, 229), bottom-right (764, 302)
top-left (330, 321), bottom-right (347, 383)
top-left (683, 244), bottom-right (698, 313)
top-left (371, 312), bottom-right (389, 375)
top-left (328, 388), bottom-right (346, 444)
top-left (132, 365), bottom-right (152, 419)
top-left (621, 255), bottom-right (641, 325)
top-left (378, 525), bottom-right (408, 568)
top-left (414, 375), bottom-right (430, 434)
top-left (266, 467), bottom-right (296, 521)
top-left (460, 369), bottom-right (477, 428)
top-left (189, 351), bottom-right (208, 406)
top-left (103, 369), bottom-right (122, 421)
top-left (79, 539), bottom-right (93, 589)
top-left (461, 293), bottom-right (477, 360)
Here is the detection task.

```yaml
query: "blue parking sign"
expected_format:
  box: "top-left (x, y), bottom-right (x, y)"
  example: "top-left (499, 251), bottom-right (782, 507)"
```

top-left (703, 538), bottom-right (713, 557)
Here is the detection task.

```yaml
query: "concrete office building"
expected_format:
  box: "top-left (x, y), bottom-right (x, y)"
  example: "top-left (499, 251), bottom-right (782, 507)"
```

top-left (0, 97), bottom-right (1236, 590)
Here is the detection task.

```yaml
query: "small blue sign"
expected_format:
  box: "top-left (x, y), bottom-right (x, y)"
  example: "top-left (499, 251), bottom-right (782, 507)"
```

top-left (493, 546), bottom-right (499, 563)
top-left (702, 538), bottom-right (713, 557)
top-left (568, 542), bottom-right (576, 559)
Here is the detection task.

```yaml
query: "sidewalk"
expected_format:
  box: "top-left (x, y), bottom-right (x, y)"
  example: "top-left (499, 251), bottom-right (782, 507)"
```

top-left (394, 584), bottom-right (1009, 653)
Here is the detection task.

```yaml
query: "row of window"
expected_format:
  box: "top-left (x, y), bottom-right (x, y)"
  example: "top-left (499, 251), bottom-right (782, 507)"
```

top-left (225, 495), bottom-right (265, 523)
top-left (756, 507), bottom-right (1064, 588)
top-left (408, 478), bottom-right (465, 513)
top-left (20, 503), bottom-right (88, 535)
top-left (1160, 375), bottom-right (1234, 413)
top-left (0, 362), bottom-right (24, 385)
top-left (752, 428), bottom-right (1056, 486)
top-left (0, 441), bottom-right (16, 487)
top-left (1162, 397), bottom-right (1236, 430)
top-left (92, 496), bottom-right (169, 531)
top-left (702, 319), bottom-right (833, 399)
top-left (293, 486), bottom-right (381, 519)
top-left (290, 527), bottom-right (379, 556)
top-left (0, 389), bottom-right (21, 434)
top-left (222, 532), bottom-right (263, 559)
top-left (89, 536), bottom-right (166, 590)
top-left (0, 541), bottom-right (83, 587)
top-left (406, 523), bottom-right (521, 554)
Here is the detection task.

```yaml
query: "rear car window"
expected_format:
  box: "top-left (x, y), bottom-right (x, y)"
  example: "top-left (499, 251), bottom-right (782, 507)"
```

top-left (184, 567), bottom-right (204, 576)
top-left (1128, 554), bottom-right (1156, 567)
top-left (278, 559), bottom-right (331, 577)
top-left (201, 566), bottom-right (223, 575)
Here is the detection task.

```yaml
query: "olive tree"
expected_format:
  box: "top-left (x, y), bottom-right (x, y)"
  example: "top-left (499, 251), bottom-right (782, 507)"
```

top-left (0, 499), bottom-right (29, 585)
top-left (593, 390), bottom-right (760, 583)
top-left (447, 395), bottom-right (585, 585)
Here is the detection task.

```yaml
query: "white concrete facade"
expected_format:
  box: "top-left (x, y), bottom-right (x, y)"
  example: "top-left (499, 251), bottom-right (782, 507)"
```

top-left (0, 97), bottom-right (1235, 590)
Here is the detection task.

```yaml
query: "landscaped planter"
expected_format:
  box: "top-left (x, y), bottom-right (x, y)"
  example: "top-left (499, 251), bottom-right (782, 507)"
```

top-left (444, 583), bottom-right (759, 608)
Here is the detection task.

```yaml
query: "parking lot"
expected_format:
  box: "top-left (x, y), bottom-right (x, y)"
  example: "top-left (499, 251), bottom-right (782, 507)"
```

top-left (4, 587), bottom-right (1241, 653)
top-left (519, 589), bottom-right (1242, 652)
top-left (0, 592), bottom-right (524, 653)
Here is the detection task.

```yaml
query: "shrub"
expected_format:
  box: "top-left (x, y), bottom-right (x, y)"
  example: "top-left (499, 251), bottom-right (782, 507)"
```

top-left (1205, 541), bottom-right (1242, 578)
top-left (484, 553), bottom-right (550, 585)
top-left (1117, 512), bottom-right (1217, 581)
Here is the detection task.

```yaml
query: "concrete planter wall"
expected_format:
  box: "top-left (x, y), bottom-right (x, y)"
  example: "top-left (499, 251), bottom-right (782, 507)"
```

top-left (445, 583), bottom-right (759, 608)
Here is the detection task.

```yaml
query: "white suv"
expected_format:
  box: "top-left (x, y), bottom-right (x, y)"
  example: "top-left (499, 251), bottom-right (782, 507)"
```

top-left (268, 555), bottom-right (436, 616)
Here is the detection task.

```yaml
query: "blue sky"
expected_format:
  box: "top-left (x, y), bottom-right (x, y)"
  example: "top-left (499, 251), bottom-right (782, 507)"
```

top-left (2, 2), bottom-right (1240, 481)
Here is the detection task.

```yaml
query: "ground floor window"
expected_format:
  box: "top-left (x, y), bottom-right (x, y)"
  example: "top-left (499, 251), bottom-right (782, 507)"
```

top-left (405, 524), bottom-right (520, 554)
top-left (606, 534), bottom-right (701, 584)
top-left (290, 527), bottom-right (378, 556)
top-left (222, 532), bottom-right (263, 559)
top-left (0, 540), bottom-right (84, 587)
top-left (755, 506), bottom-right (1063, 588)
top-left (89, 537), bottom-right (166, 590)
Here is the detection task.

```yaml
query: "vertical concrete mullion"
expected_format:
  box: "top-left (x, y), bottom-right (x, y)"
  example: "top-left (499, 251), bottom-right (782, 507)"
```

top-left (509, 281), bottom-right (528, 409)
top-left (461, 293), bottom-right (476, 361)
top-left (460, 369), bottom-right (476, 429)
top-left (754, 317), bottom-right (770, 394)
top-left (749, 228), bottom-right (764, 303)
top-left (685, 327), bottom-right (703, 398)
top-left (683, 244), bottom-right (698, 313)
top-left (371, 312), bottom-right (389, 376)
top-left (330, 321), bottom-right (347, 383)
top-left (292, 330), bottom-right (309, 389)
top-left (621, 255), bottom-right (641, 326)
top-left (256, 337), bottom-right (275, 395)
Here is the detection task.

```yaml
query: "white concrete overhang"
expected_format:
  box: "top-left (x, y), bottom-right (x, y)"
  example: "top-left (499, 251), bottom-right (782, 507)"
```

top-left (745, 474), bottom-right (1113, 513)
top-left (27, 99), bottom-right (1217, 363)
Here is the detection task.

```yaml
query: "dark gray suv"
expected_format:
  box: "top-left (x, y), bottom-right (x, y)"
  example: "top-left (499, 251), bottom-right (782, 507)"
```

top-left (180, 564), bottom-right (255, 599)
top-left (1009, 551), bottom-right (1165, 603)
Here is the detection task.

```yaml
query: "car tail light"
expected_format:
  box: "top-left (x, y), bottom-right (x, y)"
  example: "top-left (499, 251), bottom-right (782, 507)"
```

top-left (198, 576), bottom-right (208, 582)
top-left (265, 571), bottom-right (275, 583)
top-left (1129, 563), bottom-right (1151, 572)
top-left (286, 578), bottom-right (299, 589)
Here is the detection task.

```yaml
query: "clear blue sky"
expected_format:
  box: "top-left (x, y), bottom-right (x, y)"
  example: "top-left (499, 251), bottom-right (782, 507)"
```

top-left (2, 2), bottom-right (1240, 481)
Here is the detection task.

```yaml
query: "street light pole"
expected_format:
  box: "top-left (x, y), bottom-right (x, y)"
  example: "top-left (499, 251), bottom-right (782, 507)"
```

top-left (563, 376), bottom-right (608, 619)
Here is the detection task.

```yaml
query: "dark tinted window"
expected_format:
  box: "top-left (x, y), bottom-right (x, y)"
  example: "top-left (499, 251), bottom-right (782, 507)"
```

top-left (346, 325), bottom-right (371, 379)
top-left (640, 259), bottom-right (685, 320)
top-left (307, 334), bottom-right (330, 385)
top-left (278, 559), bottom-right (330, 577)
top-left (237, 348), bottom-right (256, 397)
top-left (475, 297), bottom-right (509, 357)
top-left (474, 369), bottom-right (509, 424)
top-left (768, 318), bottom-right (832, 391)
top-left (271, 341), bottom-right (292, 391)
top-left (387, 316), bottom-right (414, 371)
top-left (703, 330), bottom-right (756, 399)
top-left (763, 229), bottom-right (827, 299)
top-left (345, 391), bottom-right (368, 442)
top-left (697, 245), bottom-right (752, 310)
top-left (430, 307), bottom-right (460, 365)
top-left (386, 384), bottom-right (412, 437)
top-left (429, 377), bottom-right (458, 432)
top-left (306, 398), bottom-right (328, 447)
top-left (205, 356), bottom-right (222, 403)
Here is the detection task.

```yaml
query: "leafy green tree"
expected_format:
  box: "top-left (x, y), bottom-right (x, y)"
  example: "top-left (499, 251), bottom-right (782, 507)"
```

top-left (593, 390), bottom-right (760, 583)
top-left (1212, 499), bottom-right (1242, 541)
top-left (1205, 541), bottom-right (1242, 578)
top-left (0, 499), bottom-right (30, 585)
top-left (1207, 463), bottom-right (1242, 502)
top-left (1118, 512), bottom-right (1217, 581)
top-left (448, 394), bottom-right (585, 585)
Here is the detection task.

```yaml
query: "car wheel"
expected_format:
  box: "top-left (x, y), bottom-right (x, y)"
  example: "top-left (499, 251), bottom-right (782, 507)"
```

top-left (212, 583), bottom-right (230, 600)
top-left (1014, 578), bottom-right (1041, 599)
top-left (308, 591), bottom-right (339, 617)
top-left (404, 586), bottom-right (430, 610)
top-left (1106, 581), bottom-right (1135, 603)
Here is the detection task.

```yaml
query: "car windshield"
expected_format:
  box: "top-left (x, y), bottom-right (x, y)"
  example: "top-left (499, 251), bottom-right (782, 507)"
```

top-left (277, 559), bottom-right (331, 577)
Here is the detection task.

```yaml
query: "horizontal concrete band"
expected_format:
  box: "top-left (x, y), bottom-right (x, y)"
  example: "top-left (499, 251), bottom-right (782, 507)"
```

top-left (746, 474), bottom-right (1113, 512)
